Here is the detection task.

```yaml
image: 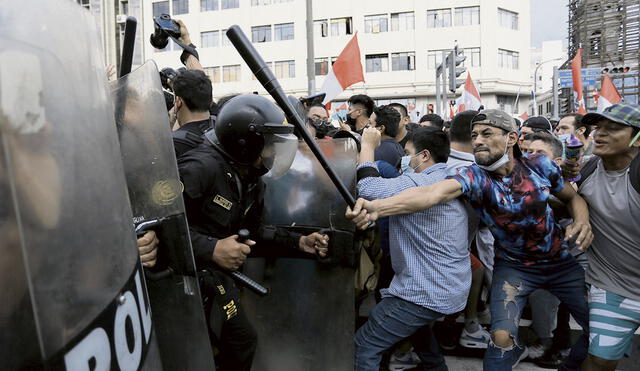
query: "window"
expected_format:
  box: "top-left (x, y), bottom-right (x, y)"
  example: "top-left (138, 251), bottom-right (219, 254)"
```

top-left (274, 23), bottom-right (294, 41)
top-left (252, 62), bottom-right (273, 79)
top-left (251, 25), bottom-right (272, 43)
top-left (364, 14), bottom-right (388, 34)
top-left (427, 9), bottom-right (451, 28)
top-left (498, 8), bottom-right (518, 30)
top-left (462, 47), bottom-right (481, 67)
top-left (427, 49), bottom-right (447, 69)
top-left (314, 20), bottom-right (328, 38)
top-left (251, 0), bottom-right (270, 5)
top-left (498, 49), bottom-right (519, 69)
top-left (455, 6), bottom-right (479, 26)
top-left (152, 1), bottom-right (169, 17)
top-left (204, 67), bottom-right (221, 83)
top-left (274, 60), bottom-right (295, 78)
top-left (315, 58), bottom-right (329, 75)
top-left (172, 0), bottom-right (188, 14)
top-left (221, 0), bottom-right (239, 9)
top-left (221, 29), bottom-right (231, 45)
top-left (201, 31), bottom-right (220, 48)
top-left (201, 0), bottom-right (219, 11)
top-left (497, 95), bottom-right (516, 114)
top-left (330, 17), bottom-right (352, 36)
top-left (391, 12), bottom-right (415, 31)
top-left (391, 52), bottom-right (415, 71)
top-left (78, 0), bottom-right (90, 10)
top-left (366, 54), bottom-right (389, 73)
top-left (223, 65), bottom-right (241, 82)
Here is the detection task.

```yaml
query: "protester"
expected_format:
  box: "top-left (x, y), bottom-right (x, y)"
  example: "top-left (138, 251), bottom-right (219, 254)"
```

top-left (419, 113), bottom-right (445, 129)
top-left (389, 102), bottom-right (412, 148)
top-left (369, 105), bottom-right (404, 169)
top-left (578, 103), bottom-right (640, 371)
top-left (520, 116), bottom-right (554, 141)
top-left (345, 94), bottom-right (375, 134)
top-left (354, 126), bottom-right (469, 371)
top-left (347, 109), bottom-right (593, 371)
top-left (554, 113), bottom-right (594, 155)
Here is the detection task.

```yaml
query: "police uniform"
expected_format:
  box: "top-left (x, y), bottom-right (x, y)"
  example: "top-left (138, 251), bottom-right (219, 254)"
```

top-left (178, 131), bottom-right (301, 371)
top-left (171, 118), bottom-right (211, 158)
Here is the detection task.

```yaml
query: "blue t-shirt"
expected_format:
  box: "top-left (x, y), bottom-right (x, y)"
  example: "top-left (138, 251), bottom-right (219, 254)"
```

top-left (374, 138), bottom-right (404, 170)
top-left (448, 154), bottom-right (569, 265)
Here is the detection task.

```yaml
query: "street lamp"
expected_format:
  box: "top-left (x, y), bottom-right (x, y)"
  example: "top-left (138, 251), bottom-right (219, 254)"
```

top-left (533, 58), bottom-right (563, 116)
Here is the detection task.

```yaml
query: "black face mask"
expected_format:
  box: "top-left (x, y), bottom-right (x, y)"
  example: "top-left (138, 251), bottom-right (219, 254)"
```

top-left (345, 114), bottom-right (357, 131)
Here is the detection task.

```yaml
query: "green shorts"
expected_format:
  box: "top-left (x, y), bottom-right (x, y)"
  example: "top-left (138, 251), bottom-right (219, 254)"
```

top-left (588, 285), bottom-right (640, 360)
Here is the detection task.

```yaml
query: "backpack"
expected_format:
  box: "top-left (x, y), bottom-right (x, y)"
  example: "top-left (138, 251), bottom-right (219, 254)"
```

top-left (577, 154), bottom-right (640, 194)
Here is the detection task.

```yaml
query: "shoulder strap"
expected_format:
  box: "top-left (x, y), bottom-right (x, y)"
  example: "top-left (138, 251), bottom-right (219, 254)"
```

top-left (576, 156), bottom-right (599, 188)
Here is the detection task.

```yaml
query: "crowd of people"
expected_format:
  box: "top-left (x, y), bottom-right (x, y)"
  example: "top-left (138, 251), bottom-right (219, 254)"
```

top-left (129, 18), bottom-right (640, 371)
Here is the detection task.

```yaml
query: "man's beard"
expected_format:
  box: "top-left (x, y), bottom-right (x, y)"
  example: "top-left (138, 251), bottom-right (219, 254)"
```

top-left (474, 149), bottom-right (503, 166)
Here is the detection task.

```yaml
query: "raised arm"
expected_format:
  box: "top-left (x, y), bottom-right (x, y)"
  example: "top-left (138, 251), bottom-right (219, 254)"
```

top-left (346, 178), bottom-right (463, 229)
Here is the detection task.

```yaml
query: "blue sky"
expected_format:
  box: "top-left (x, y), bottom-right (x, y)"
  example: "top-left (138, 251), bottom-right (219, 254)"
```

top-left (531, 0), bottom-right (569, 47)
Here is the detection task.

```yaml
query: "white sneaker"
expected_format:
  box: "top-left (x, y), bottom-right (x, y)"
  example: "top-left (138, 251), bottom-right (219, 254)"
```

top-left (389, 350), bottom-right (420, 370)
top-left (459, 327), bottom-right (491, 349)
top-left (527, 343), bottom-right (548, 360)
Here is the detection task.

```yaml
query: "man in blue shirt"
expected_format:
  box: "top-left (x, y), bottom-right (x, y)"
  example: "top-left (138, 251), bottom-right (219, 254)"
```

top-left (347, 110), bottom-right (593, 371)
top-left (369, 105), bottom-right (405, 170)
top-left (354, 126), bottom-right (470, 371)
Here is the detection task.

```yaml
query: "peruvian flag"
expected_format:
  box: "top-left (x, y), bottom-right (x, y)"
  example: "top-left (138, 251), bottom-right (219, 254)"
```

top-left (597, 74), bottom-right (622, 112)
top-left (455, 73), bottom-right (481, 112)
top-left (571, 48), bottom-right (587, 114)
top-left (519, 112), bottom-right (529, 121)
top-left (320, 33), bottom-right (364, 105)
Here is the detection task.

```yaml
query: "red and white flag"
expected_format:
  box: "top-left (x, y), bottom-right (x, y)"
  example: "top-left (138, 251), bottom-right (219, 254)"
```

top-left (455, 73), bottom-right (481, 112)
top-left (571, 48), bottom-right (587, 114)
top-left (449, 102), bottom-right (455, 119)
top-left (597, 74), bottom-right (622, 112)
top-left (519, 112), bottom-right (529, 121)
top-left (320, 33), bottom-right (364, 105)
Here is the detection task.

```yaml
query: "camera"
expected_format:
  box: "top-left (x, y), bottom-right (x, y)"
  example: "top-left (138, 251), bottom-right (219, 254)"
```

top-left (150, 14), bottom-right (181, 49)
top-left (159, 67), bottom-right (177, 91)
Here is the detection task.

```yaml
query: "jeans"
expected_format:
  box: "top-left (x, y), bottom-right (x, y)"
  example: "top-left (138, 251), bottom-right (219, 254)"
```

top-left (355, 296), bottom-right (447, 371)
top-left (483, 258), bottom-right (589, 371)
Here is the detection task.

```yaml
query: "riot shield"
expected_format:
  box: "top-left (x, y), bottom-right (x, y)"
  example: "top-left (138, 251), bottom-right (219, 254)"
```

top-left (0, 0), bottom-right (163, 369)
top-left (111, 61), bottom-right (215, 371)
top-left (242, 138), bottom-right (358, 371)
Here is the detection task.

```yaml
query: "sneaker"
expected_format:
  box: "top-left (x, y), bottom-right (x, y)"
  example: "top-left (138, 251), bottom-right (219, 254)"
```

top-left (534, 350), bottom-right (564, 369)
top-left (527, 343), bottom-right (547, 360)
top-left (459, 327), bottom-right (491, 349)
top-left (512, 346), bottom-right (529, 369)
top-left (389, 350), bottom-right (420, 370)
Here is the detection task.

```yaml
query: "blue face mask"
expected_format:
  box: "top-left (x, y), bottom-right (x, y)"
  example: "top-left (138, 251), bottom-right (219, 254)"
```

top-left (401, 155), bottom-right (413, 174)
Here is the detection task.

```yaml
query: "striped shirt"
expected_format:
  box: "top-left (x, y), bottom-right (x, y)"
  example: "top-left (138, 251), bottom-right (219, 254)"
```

top-left (357, 162), bottom-right (471, 314)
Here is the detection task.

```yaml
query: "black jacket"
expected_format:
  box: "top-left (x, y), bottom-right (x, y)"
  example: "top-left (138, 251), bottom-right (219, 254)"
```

top-left (177, 140), bottom-right (301, 269)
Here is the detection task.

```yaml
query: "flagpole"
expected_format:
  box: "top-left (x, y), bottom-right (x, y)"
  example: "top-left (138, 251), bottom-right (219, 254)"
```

top-left (305, 0), bottom-right (315, 95)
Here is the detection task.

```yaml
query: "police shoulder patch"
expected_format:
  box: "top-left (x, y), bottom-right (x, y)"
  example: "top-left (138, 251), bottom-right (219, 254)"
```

top-left (213, 194), bottom-right (233, 210)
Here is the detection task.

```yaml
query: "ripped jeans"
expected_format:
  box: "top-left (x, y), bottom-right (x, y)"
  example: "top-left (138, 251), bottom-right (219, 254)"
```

top-left (483, 258), bottom-right (589, 371)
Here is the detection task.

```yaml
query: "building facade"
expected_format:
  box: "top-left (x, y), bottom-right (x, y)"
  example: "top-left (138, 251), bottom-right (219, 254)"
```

top-left (140, 0), bottom-right (532, 117)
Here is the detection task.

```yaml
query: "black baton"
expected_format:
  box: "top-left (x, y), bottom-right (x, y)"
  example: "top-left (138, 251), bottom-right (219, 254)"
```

top-left (229, 229), bottom-right (269, 297)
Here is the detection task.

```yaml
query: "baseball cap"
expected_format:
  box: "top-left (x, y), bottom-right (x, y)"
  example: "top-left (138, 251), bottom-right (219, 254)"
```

top-left (522, 116), bottom-right (553, 132)
top-left (582, 102), bottom-right (640, 129)
top-left (471, 109), bottom-right (522, 157)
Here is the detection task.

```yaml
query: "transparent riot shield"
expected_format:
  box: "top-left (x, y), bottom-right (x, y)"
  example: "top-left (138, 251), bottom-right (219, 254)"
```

top-left (111, 61), bottom-right (215, 371)
top-left (243, 138), bottom-right (358, 371)
top-left (0, 0), bottom-right (162, 369)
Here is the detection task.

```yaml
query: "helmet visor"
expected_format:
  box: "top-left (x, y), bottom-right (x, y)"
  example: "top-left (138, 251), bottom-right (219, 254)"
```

top-left (261, 133), bottom-right (298, 178)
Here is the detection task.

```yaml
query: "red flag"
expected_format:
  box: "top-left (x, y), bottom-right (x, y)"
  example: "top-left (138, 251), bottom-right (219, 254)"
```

top-left (597, 74), bottom-right (622, 112)
top-left (320, 34), bottom-right (364, 104)
top-left (519, 112), bottom-right (529, 121)
top-left (455, 73), bottom-right (481, 112)
top-left (571, 48), bottom-right (587, 114)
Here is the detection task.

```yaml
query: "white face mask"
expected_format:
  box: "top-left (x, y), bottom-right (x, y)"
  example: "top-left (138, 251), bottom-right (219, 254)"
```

top-left (401, 151), bottom-right (425, 174)
top-left (476, 135), bottom-right (511, 172)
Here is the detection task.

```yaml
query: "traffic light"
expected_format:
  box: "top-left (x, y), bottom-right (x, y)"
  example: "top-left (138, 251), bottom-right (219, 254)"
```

top-left (560, 96), bottom-right (571, 114)
top-left (448, 46), bottom-right (466, 93)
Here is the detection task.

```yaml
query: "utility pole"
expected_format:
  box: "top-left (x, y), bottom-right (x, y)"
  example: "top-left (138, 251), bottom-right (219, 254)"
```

top-left (305, 0), bottom-right (315, 95)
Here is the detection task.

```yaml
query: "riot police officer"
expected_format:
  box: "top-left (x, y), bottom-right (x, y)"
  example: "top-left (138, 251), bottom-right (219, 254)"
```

top-left (177, 94), bottom-right (329, 370)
